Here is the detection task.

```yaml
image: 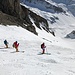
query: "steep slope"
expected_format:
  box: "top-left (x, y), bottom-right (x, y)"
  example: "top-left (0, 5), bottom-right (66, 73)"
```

top-left (20, 0), bottom-right (75, 16)
top-left (20, 0), bottom-right (66, 13)
top-left (20, 0), bottom-right (75, 38)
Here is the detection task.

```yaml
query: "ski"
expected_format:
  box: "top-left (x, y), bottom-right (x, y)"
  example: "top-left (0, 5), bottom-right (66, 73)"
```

top-left (38, 52), bottom-right (51, 55)
top-left (11, 51), bottom-right (24, 53)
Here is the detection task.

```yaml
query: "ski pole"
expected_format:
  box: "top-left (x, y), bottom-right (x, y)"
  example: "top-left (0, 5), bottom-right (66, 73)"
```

top-left (46, 47), bottom-right (48, 53)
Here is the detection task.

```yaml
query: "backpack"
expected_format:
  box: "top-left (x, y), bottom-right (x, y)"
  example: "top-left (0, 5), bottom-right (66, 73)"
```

top-left (41, 44), bottom-right (43, 48)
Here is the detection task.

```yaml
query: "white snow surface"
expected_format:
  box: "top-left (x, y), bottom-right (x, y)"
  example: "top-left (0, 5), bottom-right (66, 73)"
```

top-left (0, 0), bottom-right (75, 75)
top-left (0, 25), bottom-right (75, 75)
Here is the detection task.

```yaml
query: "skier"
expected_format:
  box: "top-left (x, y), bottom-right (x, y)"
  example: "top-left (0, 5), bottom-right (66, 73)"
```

top-left (41, 42), bottom-right (46, 54)
top-left (13, 41), bottom-right (19, 52)
top-left (4, 40), bottom-right (8, 48)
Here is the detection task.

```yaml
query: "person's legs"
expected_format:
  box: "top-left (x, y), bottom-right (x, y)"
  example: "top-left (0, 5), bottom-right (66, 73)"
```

top-left (42, 48), bottom-right (45, 54)
top-left (16, 47), bottom-right (19, 52)
top-left (5, 44), bottom-right (8, 48)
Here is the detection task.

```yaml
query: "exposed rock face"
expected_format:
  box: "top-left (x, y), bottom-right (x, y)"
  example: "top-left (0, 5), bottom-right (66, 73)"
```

top-left (21, 5), bottom-right (49, 32)
top-left (0, 11), bottom-right (21, 25)
top-left (0, 0), bottom-right (50, 35)
top-left (0, 0), bottom-right (21, 18)
top-left (66, 30), bottom-right (75, 39)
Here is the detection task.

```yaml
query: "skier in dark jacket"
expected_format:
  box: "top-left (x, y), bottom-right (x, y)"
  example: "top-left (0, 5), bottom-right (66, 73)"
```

top-left (41, 43), bottom-right (46, 54)
top-left (4, 40), bottom-right (8, 48)
top-left (13, 41), bottom-right (19, 52)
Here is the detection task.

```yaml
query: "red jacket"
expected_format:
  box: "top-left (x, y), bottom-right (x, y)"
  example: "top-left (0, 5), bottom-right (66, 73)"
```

top-left (14, 42), bottom-right (19, 48)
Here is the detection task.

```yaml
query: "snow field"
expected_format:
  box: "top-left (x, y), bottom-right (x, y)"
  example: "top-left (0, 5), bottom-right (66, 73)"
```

top-left (0, 25), bottom-right (75, 75)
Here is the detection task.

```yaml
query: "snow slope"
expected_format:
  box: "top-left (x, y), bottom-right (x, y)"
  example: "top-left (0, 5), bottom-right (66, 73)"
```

top-left (0, 0), bottom-right (75, 75)
top-left (0, 25), bottom-right (75, 75)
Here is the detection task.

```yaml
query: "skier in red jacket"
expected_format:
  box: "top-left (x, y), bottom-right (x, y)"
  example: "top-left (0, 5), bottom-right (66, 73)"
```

top-left (13, 41), bottom-right (19, 52)
top-left (41, 43), bottom-right (46, 54)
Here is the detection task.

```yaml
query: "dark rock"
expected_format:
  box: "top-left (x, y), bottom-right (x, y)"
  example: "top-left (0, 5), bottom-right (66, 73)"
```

top-left (0, 11), bottom-right (23, 25)
top-left (0, 0), bottom-right (22, 18)
top-left (66, 30), bottom-right (75, 39)
top-left (0, 0), bottom-right (50, 35)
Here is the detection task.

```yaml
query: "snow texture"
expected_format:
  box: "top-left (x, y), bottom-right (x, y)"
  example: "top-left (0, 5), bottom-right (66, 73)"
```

top-left (0, 25), bottom-right (75, 75)
top-left (0, 0), bottom-right (75, 75)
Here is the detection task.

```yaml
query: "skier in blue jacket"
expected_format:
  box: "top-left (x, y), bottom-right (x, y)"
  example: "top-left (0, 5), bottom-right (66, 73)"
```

top-left (4, 40), bottom-right (8, 48)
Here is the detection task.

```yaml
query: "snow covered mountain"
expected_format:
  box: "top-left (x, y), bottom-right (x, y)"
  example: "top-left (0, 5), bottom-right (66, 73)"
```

top-left (20, 0), bottom-right (75, 16)
top-left (0, 0), bottom-right (75, 38)
top-left (20, 0), bottom-right (75, 38)
top-left (20, 0), bottom-right (65, 13)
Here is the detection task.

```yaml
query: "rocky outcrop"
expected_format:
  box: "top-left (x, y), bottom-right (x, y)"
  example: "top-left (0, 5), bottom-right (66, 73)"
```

top-left (0, 11), bottom-right (22, 25)
top-left (0, 0), bottom-right (50, 35)
top-left (66, 30), bottom-right (75, 39)
top-left (21, 5), bottom-right (49, 32)
top-left (0, 0), bottom-right (21, 18)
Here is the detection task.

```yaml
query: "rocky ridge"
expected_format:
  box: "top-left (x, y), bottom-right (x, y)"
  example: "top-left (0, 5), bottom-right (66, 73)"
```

top-left (0, 0), bottom-right (50, 35)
